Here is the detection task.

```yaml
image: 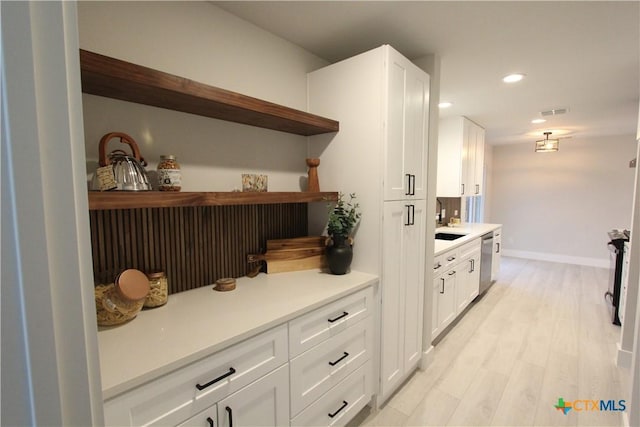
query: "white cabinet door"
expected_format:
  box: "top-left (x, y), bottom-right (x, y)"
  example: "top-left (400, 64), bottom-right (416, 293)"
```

top-left (455, 257), bottom-right (471, 314)
top-left (474, 127), bottom-right (485, 196)
top-left (380, 202), bottom-right (406, 395)
top-left (437, 116), bottom-right (484, 197)
top-left (461, 118), bottom-right (474, 196)
top-left (402, 199), bottom-right (426, 368)
top-left (384, 49), bottom-right (429, 201)
top-left (456, 251), bottom-right (480, 315)
top-left (380, 200), bottom-right (426, 399)
top-left (403, 60), bottom-right (429, 200)
top-left (437, 117), bottom-right (464, 197)
top-left (467, 249), bottom-right (481, 302)
top-left (491, 228), bottom-right (502, 281)
top-left (217, 364), bottom-right (289, 427)
top-left (433, 268), bottom-right (456, 340)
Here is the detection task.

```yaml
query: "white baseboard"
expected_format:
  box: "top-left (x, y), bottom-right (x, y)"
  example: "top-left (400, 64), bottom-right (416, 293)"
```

top-left (616, 342), bottom-right (633, 368)
top-left (502, 249), bottom-right (609, 268)
top-left (420, 345), bottom-right (435, 370)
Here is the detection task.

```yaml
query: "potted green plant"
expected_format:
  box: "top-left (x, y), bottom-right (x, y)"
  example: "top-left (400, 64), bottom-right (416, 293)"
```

top-left (326, 193), bottom-right (361, 274)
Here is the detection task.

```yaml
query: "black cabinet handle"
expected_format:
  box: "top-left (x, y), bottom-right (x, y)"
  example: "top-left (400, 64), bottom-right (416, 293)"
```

top-left (448, 270), bottom-right (456, 276)
top-left (404, 205), bottom-right (415, 226)
top-left (196, 367), bottom-right (236, 391)
top-left (434, 262), bottom-right (442, 270)
top-left (328, 311), bottom-right (348, 323)
top-left (447, 256), bottom-right (456, 262)
top-left (206, 417), bottom-right (215, 427)
top-left (410, 174), bottom-right (416, 195)
top-left (226, 406), bottom-right (233, 427)
top-left (461, 184), bottom-right (465, 195)
top-left (475, 184), bottom-right (479, 194)
top-left (496, 242), bottom-right (501, 253)
top-left (405, 174), bottom-right (412, 196)
top-left (328, 401), bottom-right (348, 418)
top-left (328, 351), bottom-right (349, 366)
top-left (469, 259), bottom-right (474, 273)
top-left (440, 278), bottom-right (445, 294)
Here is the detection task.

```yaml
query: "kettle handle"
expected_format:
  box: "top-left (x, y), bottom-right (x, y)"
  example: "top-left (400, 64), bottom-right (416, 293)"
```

top-left (99, 132), bottom-right (146, 167)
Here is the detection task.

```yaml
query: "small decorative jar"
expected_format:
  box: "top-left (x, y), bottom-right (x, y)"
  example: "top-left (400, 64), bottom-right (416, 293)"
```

top-left (95, 269), bottom-right (150, 326)
top-left (144, 271), bottom-right (169, 308)
top-left (157, 155), bottom-right (181, 191)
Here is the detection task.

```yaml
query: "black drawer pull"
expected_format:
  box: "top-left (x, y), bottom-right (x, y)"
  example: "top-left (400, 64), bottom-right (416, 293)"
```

top-left (329, 352), bottom-right (349, 366)
top-left (447, 256), bottom-right (456, 262)
top-left (440, 278), bottom-right (445, 294)
top-left (206, 417), bottom-right (214, 427)
top-left (226, 406), bottom-right (233, 427)
top-left (328, 311), bottom-right (348, 323)
top-left (405, 174), bottom-right (412, 195)
top-left (196, 367), bottom-right (236, 391)
top-left (448, 270), bottom-right (456, 276)
top-left (434, 262), bottom-right (442, 270)
top-left (328, 400), bottom-right (348, 418)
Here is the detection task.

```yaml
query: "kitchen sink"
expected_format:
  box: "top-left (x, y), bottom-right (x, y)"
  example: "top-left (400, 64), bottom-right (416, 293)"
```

top-left (435, 232), bottom-right (467, 241)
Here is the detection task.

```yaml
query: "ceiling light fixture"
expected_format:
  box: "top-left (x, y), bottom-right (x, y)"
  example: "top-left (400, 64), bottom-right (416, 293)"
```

top-left (438, 101), bottom-right (453, 108)
top-left (535, 131), bottom-right (559, 152)
top-left (503, 73), bottom-right (525, 83)
top-left (531, 118), bottom-right (546, 124)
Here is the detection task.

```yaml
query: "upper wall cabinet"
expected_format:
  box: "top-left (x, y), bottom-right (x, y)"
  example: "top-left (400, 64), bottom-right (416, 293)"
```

top-left (437, 116), bottom-right (485, 197)
top-left (79, 49), bottom-right (339, 136)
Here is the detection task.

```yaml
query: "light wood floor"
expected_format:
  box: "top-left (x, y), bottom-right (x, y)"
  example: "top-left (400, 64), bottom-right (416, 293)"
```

top-left (352, 257), bottom-right (631, 427)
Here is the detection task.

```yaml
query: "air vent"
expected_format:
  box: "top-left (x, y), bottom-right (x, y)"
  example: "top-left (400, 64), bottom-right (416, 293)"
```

top-left (541, 108), bottom-right (569, 117)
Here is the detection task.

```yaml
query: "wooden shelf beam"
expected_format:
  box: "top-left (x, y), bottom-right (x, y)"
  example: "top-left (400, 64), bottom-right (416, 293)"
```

top-left (79, 49), bottom-right (339, 136)
top-left (88, 191), bottom-right (338, 210)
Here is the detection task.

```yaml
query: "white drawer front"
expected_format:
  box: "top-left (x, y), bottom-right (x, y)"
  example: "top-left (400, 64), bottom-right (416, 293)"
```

top-left (459, 238), bottom-right (481, 258)
top-left (289, 287), bottom-right (373, 358)
top-left (433, 254), bottom-right (445, 274)
top-left (441, 248), bottom-right (459, 269)
top-left (290, 316), bottom-right (373, 416)
top-left (291, 361), bottom-right (372, 427)
top-left (104, 325), bottom-right (288, 427)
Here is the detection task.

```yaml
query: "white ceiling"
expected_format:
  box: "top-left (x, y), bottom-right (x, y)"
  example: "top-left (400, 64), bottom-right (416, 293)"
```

top-left (214, 1), bottom-right (639, 145)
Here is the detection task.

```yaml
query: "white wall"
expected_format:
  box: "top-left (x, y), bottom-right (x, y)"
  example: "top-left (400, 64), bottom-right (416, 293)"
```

top-left (487, 135), bottom-right (637, 266)
top-left (78, 1), bottom-right (328, 192)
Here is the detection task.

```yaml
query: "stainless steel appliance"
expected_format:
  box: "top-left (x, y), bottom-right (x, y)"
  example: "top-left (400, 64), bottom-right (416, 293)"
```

top-left (606, 229), bottom-right (630, 325)
top-left (479, 232), bottom-right (494, 294)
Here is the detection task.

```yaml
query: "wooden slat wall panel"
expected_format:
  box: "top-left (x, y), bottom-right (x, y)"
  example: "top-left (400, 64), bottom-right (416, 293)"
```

top-left (89, 204), bottom-right (308, 294)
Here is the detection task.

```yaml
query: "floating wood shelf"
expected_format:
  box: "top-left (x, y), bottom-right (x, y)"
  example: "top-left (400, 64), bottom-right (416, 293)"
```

top-left (88, 191), bottom-right (338, 210)
top-left (79, 49), bottom-right (339, 136)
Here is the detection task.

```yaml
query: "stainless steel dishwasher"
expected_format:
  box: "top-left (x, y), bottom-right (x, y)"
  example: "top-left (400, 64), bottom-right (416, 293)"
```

top-left (479, 232), bottom-right (494, 294)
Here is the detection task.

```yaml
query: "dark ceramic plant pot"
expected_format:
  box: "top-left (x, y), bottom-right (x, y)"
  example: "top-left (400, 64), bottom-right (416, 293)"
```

top-left (326, 234), bottom-right (353, 275)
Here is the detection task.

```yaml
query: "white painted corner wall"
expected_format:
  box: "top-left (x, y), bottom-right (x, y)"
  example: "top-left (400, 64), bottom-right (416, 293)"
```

top-left (77, 2), bottom-right (329, 192)
top-left (487, 135), bottom-right (637, 266)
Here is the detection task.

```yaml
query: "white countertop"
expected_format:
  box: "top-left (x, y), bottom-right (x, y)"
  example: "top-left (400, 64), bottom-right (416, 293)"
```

top-left (434, 223), bottom-right (502, 256)
top-left (98, 269), bottom-right (378, 400)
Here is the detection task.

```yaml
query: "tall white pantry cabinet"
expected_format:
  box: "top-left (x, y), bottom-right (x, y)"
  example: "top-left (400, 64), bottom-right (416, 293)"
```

top-left (308, 45), bottom-right (430, 404)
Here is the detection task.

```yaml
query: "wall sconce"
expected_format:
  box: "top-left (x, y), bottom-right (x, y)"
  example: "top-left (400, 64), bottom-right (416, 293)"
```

top-left (535, 132), bottom-right (559, 152)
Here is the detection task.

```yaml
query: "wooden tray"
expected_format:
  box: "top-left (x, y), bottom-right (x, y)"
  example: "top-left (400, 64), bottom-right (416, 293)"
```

top-left (248, 236), bottom-right (327, 274)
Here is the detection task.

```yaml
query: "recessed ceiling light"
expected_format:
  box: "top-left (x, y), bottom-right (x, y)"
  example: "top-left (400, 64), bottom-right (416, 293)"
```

top-left (503, 73), bottom-right (525, 83)
top-left (531, 118), bottom-right (546, 124)
top-left (438, 102), bottom-right (453, 108)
